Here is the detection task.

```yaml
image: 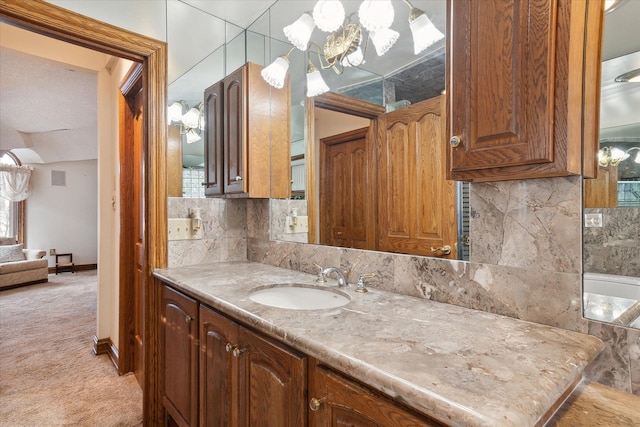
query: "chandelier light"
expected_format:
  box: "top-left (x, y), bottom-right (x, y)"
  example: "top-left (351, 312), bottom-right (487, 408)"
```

top-left (598, 146), bottom-right (640, 167)
top-left (167, 101), bottom-right (204, 143)
top-left (265, 0), bottom-right (443, 97)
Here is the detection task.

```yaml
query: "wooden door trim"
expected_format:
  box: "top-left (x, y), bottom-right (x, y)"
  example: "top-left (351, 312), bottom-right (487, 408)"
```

top-left (0, 1), bottom-right (168, 424)
top-left (306, 93), bottom-right (384, 244)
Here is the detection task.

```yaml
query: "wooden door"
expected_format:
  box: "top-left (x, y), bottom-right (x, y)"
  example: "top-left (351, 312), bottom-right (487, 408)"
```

top-left (224, 66), bottom-right (246, 195)
top-left (204, 80), bottom-right (224, 197)
top-left (319, 127), bottom-right (374, 249)
top-left (161, 285), bottom-right (198, 427)
top-left (308, 362), bottom-right (440, 427)
top-left (237, 327), bottom-right (307, 427)
top-left (118, 66), bottom-right (146, 382)
top-left (199, 305), bottom-right (239, 427)
top-left (378, 96), bottom-right (457, 258)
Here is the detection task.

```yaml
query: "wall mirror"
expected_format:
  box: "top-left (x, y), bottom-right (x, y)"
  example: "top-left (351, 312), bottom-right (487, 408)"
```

top-left (263, 0), bottom-right (469, 259)
top-left (583, 0), bottom-right (640, 329)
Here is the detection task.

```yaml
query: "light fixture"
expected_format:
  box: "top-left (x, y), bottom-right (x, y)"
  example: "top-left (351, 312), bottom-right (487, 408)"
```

top-left (598, 146), bottom-right (640, 167)
top-left (614, 68), bottom-right (640, 83)
top-left (604, 0), bottom-right (624, 13)
top-left (404, 0), bottom-right (445, 54)
top-left (267, 0), bottom-right (442, 97)
top-left (306, 61), bottom-right (330, 97)
top-left (167, 101), bottom-right (204, 143)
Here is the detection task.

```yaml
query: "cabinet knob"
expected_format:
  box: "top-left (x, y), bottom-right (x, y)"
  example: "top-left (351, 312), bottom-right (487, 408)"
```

top-left (235, 176), bottom-right (243, 181)
top-left (185, 315), bottom-right (193, 324)
top-left (232, 347), bottom-right (245, 358)
top-left (225, 343), bottom-right (234, 353)
top-left (309, 397), bottom-right (326, 412)
top-left (450, 135), bottom-right (462, 147)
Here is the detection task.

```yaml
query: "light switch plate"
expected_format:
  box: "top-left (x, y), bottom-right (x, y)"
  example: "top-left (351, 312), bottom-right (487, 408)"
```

top-left (168, 218), bottom-right (203, 240)
top-left (285, 215), bottom-right (309, 234)
top-left (584, 213), bottom-right (603, 227)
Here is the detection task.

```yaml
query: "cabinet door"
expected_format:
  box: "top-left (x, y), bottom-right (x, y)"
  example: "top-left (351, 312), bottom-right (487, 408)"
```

top-left (449, 0), bottom-right (556, 173)
top-left (378, 96), bottom-right (457, 258)
top-left (237, 327), bottom-right (307, 427)
top-left (224, 66), bottom-right (247, 195)
top-left (204, 81), bottom-right (224, 197)
top-left (199, 305), bottom-right (239, 427)
top-left (309, 363), bottom-right (441, 427)
top-left (161, 285), bottom-right (199, 427)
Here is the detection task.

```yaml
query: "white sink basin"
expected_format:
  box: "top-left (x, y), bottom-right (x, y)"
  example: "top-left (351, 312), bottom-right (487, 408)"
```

top-left (249, 284), bottom-right (350, 310)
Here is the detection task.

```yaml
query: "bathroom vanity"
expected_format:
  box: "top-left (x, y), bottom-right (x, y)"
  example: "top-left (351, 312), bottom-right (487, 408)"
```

top-left (154, 262), bottom-right (604, 426)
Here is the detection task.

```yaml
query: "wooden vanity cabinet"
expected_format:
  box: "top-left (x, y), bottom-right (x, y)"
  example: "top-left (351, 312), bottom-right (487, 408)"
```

top-left (199, 304), bottom-right (307, 426)
top-left (203, 62), bottom-right (290, 198)
top-left (446, 0), bottom-right (602, 182)
top-left (308, 360), bottom-right (442, 427)
top-left (161, 285), bottom-right (199, 427)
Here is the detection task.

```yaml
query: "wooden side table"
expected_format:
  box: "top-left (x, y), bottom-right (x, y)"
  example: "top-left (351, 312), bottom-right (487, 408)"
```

top-left (55, 253), bottom-right (75, 274)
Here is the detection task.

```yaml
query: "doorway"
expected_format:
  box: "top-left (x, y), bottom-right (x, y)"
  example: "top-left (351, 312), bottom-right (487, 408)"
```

top-left (0, 1), bottom-right (168, 424)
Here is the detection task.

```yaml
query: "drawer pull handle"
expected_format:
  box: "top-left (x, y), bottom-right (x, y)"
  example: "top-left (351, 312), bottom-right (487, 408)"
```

top-left (309, 397), bottom-right (326, 412)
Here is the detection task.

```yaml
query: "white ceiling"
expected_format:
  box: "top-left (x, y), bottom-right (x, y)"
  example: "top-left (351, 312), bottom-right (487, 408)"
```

top-left (1, 0), bottom-right (638, 165)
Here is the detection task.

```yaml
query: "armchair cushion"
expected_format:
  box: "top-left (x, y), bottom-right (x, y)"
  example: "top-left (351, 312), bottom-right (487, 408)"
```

top-left (0, 244), bottom-right (25, 263)
top-left (23, 249), bottom-right (47, 260)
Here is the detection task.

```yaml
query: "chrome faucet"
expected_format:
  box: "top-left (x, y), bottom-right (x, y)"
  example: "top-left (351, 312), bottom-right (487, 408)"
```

top-left (320, 267), bottom-right (347, 287)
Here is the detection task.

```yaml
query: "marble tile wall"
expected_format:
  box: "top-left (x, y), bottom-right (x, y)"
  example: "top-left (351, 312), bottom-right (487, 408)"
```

top-left (245, 178), bottom-right (640, 396)
top-left (269, 199), bottom-right (308, 244)
top-left (583, 207), bottom-right (640, 277)
top-left (167, 197), bottom-right (247, 267)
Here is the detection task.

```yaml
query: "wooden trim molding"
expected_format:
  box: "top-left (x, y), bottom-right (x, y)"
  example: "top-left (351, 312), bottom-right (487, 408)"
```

top-left (93, 336), bottom-right (120, 371)
top-left (0, 1), bottom-right (168, 424)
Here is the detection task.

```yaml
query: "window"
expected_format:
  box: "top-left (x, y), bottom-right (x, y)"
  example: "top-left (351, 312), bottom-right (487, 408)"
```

top-left (0, 153), bottom-right (24, 242)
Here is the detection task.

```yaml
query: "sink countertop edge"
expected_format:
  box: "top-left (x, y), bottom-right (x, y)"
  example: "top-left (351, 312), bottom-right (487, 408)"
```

top-left (153, 262), bottom-right (604, 427)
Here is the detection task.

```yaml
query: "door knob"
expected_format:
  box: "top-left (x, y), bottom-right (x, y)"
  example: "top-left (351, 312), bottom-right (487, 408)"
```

top-left (450, 135), bottom-right (462, 147)
top-left (309, 397), bottom-right (326, 411)
top-left (430, 245), bottom-right (452, 255)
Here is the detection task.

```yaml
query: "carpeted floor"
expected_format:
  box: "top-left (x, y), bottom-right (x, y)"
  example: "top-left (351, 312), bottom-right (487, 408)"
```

top-left (0, 271), bottom-right (143, 426)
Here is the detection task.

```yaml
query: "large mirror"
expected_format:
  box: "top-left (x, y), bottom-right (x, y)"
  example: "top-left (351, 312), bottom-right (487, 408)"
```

top-left (582, 0), bottom-right (640, 328)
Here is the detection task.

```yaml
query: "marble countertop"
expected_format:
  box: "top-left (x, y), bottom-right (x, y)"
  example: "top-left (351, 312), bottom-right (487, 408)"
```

top-left (153, 261), bottom-right (603, 427)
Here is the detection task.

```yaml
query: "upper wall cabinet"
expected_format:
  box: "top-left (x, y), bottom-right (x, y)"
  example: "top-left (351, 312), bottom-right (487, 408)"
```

top-left (447, 0), bottom-right (603, 182)
top-left (203, 62), bottom-right (290, 198)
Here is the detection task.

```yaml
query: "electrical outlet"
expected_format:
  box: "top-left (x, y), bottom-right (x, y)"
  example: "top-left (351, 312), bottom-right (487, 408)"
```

top-left (285, 215), bottom-right (309, 234)
top-left (168, 218), bottom-right (203, 241)
top-left (584, 213), bottom-right (603, 228)
top-left (50, 249), bottom-right (56, 256)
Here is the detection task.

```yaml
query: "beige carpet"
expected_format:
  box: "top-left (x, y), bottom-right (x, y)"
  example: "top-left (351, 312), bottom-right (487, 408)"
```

top-left (0, 271), bottom-right (143, 426)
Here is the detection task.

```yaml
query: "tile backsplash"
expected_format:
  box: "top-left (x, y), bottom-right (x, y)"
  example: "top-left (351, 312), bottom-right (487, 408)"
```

top-left (169, 176), bottom-right (639, 396)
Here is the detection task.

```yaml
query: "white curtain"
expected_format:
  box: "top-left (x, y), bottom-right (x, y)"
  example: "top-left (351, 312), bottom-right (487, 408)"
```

top-left (0, 164), bottom-right (34, 202)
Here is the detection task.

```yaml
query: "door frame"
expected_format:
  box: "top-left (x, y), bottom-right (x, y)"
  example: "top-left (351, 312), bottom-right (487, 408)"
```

top-left (306, 93), bottom-right (385, 244)
top-left (0, 0), bottom-right (168, 424)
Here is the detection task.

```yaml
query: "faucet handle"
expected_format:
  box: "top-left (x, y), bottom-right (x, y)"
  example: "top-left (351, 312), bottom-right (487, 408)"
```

top-left (313, 262), bottom-right (327, 283)
top-left (355, 273), bottom-right (376, 293)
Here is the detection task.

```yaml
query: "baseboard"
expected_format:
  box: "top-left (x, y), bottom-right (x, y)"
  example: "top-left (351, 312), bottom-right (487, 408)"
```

top-left (0, 278), bottom-right (48, 291)
top-left (93, 336), bottom-right (119, 371)
top-left (48, 264), bottom-right (97, 274)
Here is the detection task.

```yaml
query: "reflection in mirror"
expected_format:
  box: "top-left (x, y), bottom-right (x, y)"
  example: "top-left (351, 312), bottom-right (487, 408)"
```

top-left (583, 1), bottom-right (640, 329)
top-left (267, 1), bottom-right (467, 260)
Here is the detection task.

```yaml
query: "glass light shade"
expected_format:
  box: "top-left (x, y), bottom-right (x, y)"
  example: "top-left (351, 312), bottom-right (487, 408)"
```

top-left (342, 46), bottom-right (365, 67)
top-left (313, 0), bottom-right (345, 32)
top-left (634, 151), bottom-right (640, 164)
top-left (261, 56), bottom-right (290, 89)
top-left (283, 13), bottom-right (315, 51)
top-left (610, 147), bottom-right (629, 163)
top-left (409, 12), bottom-right (445, 54)
top-left (358, 0), bottom-right (394, 32)
top-left (370, 28), bottom-right (399, 56)
top-left (181, 107), bottom-right (201, 129)
top-left (306, 68), bottom-right (330, 97)
top-left (167, 102), bottom-right (184, 123)
top-left (186, 129), bottom-right (201, 144)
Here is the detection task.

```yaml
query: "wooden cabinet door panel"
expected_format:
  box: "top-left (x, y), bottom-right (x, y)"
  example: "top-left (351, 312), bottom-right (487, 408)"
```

top-left (224, 67), bottom-right (247, 194)
top-left (449, 0), bottom-right (556, 172)
top-left (199, 305), bottom-right (239, 427)
top-left (379, 96), bottom-right (457, 257)
top-left (309, 363), bottom-right (441, 427)
top-left (204, 81), bottom-right (224, 196)
top-left (238, 327), bottom-right (307, 427)
top-left (161, 285), bottom-right (198, 427)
